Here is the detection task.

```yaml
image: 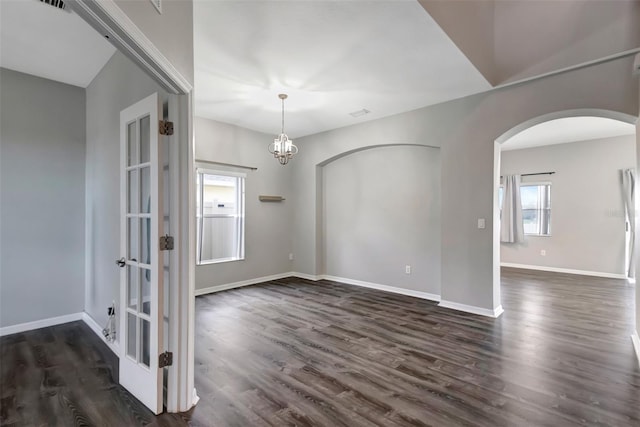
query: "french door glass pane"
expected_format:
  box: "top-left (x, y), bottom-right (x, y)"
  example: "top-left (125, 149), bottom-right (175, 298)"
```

top-left (139, 115), bottom-right (150, 164)
top-left (141, 218), bottom-right (151, 265)
top-left (141, 319), bottom-right (150, 367)
top-left (127, 266), bottom-right (138, 311)
top-left (128, 218), bottom-right (139, 262)
top-left (140, 167), bottom-right (151, 213)
top-left (127, 312), bottom-right (137, 360)
top-left (127, 121), bottom-right (137, 166)
top-left (128, 169), bottom-right (138, 214)
top-left (141, 268), bottom-right (151, 315)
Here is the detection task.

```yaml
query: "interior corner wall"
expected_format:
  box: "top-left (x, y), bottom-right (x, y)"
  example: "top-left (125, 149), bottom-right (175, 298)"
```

top-left (85, 51), bottom-right (168, 329)
top-left (500, 135), bottom-right (636, 275)
top-left (323, 145), bottom-right (441, 296)
top-left (0, 68), bottom-right (86, 327)
top-left (292, 55), bottom-right (638, 313)
top-left (194, 117), bottom-right (293, 290)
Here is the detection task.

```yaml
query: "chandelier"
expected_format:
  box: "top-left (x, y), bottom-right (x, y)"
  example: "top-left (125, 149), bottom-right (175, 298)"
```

top-left (268, 94), bottom-right (298, 165)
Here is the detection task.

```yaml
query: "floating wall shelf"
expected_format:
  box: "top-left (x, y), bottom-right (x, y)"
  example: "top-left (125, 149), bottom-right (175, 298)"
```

top-left (259, 195), bottom-right (285, 202)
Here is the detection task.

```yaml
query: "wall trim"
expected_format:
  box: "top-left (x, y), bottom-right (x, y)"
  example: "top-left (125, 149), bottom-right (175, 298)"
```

top-left (290, 272), bottom-right (323, 281)
top-left (439, 300), bottom-right (504, 318)
top-left (632, 331), bottom-right (640, 368)
top-left (0, 312), bottom-right (83, 337)
top-left (198, 272), bottom-right (508, 318)
top-left (82, 312), bottom-right (121, 356)
top-left (198, 271), bottom-right (440, 302)
top-left (322, 274), bottom-right (441, 302)
top-left (195, 272), bottom-right (295, 296)
top-left (501, 263), bottom-right (626, 279)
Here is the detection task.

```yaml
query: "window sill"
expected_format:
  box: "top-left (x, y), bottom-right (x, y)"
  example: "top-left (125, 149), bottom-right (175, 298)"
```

top-left (197, 257), bottom-right (245, 266)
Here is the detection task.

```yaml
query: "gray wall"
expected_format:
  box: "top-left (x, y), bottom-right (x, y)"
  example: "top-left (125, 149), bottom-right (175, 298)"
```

top-left (114, 0), bottom-right (194, 85)
top-left (323, 145), bottom-right (441, 295)
top-left (85, 51), bottom-right (167, 328)
top-left (0, 68), bottom-right (85, 327)
top-left (500, 135), bottom-right (636, 275)
top-left (194, 117), bottom-right (293, 290)
top-left (292, 55), bottom-right (638, 313)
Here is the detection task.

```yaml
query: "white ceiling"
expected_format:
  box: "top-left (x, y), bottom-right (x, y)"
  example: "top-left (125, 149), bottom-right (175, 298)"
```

top-left (0, 0), bottom-right (116, 88)
top-left (502, 117), bottom-right (636, 151)
top-left (193, 0), bottom-right (491, 138)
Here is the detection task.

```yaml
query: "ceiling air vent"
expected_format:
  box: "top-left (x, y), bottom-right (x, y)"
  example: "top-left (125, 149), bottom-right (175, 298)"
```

top-left (38, 0), bottom-right (68, 11)
top-left (349, 109), bottom-right (371, 118)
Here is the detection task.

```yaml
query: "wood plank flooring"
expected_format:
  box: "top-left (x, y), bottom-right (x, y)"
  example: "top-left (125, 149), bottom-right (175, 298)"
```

top-left (2, 268), bottom-right (640, 425)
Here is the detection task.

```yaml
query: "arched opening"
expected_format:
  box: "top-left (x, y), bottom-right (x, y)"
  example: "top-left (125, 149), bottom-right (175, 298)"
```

top-left (492, 109), bottom-right (637, 316)
top-left (316, 144), bottom-right (441, 299)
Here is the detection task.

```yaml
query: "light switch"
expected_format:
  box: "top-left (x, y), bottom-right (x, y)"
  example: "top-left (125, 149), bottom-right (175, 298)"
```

top-left (477, 218), bottom-right (486, 229)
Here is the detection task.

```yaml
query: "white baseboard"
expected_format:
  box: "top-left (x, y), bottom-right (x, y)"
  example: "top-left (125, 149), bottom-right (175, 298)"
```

top-left (501, 263), bottom-right (626, 279)
top-left (290, 272), bottom-right (323, 281)
top-left (197, 271), bottom-right (439, 302)
top-left (195, 272), bottom-right (295, 296)
top-left (0, 312), bottom-right (83, 337)
top-left (81, 312), bottom-right (120, 356)
top-left (196, 272), bottom-right (506, 318)
top-left (632, 331), bottom-right (640, 368)
top-left (439, 300), bottom-right (504, 318)
top-left (322, 274), bottom-right (441, 302)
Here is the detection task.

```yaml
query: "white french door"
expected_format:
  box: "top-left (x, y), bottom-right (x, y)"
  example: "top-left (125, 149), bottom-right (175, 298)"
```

top-left (119, 93), bottom-right (164, 414)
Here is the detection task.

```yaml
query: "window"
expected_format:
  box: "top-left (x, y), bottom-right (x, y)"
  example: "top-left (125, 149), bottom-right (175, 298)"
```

top-left (196, 169), bottom-right (245, 264)
top-left (521, 183), bottom-right (551, 235)
top-left (499, 183), bottom-right (551, 236)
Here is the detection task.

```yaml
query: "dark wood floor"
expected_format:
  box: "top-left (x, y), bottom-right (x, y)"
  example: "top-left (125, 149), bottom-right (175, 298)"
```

top-left (2, 269), bottom-right (640, 426)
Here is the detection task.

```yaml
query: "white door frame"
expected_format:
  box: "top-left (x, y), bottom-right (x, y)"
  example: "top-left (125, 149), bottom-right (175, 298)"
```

top-left (69, 0), bottom-right (196, 412)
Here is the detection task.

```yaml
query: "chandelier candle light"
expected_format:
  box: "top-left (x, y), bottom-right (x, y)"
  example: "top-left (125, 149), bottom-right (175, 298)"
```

top-left (268, 94), bottom-right (298, 165)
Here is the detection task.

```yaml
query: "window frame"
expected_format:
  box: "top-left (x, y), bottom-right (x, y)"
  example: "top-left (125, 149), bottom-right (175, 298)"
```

top-left (519, 181), bottom-right (551, 237)
top-left (196, 168), bottom-right (246, 265)
top-left (499, 181), bottom-right (552, 237)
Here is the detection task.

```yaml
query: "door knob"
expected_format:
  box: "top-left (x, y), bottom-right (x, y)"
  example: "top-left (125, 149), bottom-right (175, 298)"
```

top-left (116, 257), bottom-right (126, 268)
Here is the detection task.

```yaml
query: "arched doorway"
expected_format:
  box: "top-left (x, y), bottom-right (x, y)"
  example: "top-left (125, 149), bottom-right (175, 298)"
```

top-left (492, 108), bottom-right (638, 313)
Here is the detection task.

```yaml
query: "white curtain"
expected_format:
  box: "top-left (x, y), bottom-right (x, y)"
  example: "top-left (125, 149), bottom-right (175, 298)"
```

top-left (501, 174), bottom-right (524, 243)
top-left (622, 168), bottom-right (636, 278)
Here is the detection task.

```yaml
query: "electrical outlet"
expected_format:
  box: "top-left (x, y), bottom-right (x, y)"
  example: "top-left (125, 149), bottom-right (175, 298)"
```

top-left (289, 253), bottom-right (294, 261)
top-left (405, 265), bottom-right (411, 274)
top-left (540, 249), bottom-right (546, 256)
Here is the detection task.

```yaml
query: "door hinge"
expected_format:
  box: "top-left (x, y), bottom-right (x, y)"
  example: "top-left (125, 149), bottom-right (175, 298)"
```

top-left (159, 234), bottom-right (174, 251)
top-left (159, 351), bottom-right (173, 368)
top-left (159, 120), bottom-right (174, 136)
